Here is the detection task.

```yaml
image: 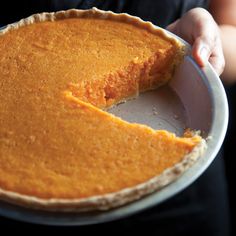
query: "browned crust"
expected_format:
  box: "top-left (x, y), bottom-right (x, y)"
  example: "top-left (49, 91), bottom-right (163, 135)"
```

top-left (0, 8), bottom-right (205, 212)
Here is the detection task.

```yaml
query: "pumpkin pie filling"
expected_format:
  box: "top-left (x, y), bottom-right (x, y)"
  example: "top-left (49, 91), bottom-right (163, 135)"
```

top-left (0, 9), bottom-right (205, 210)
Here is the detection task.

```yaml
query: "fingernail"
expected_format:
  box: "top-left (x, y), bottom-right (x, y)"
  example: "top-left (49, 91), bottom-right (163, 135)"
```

top-left (200, 46), bottom-right (209, 64)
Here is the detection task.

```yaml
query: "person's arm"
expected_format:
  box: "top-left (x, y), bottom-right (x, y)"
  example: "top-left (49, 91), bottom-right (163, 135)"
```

top-left (167, 2), bottom-right (236, 84)
top-left (209, 0), bottom-right (236, 84)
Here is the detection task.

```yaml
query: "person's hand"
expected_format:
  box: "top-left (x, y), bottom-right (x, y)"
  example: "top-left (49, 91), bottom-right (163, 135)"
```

top-left (167, 7), bottom-right (225, 75)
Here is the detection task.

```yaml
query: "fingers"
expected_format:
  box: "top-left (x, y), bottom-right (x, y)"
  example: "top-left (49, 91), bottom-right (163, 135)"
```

top-left (186, 9), bottom-right (225, 75)
top-left (208, 43), bottom-right (225, 75)
top-left (191, 24), bottom-right (225, 75)
top-left (166, 19), bottom-right (180, 35)
top-left (166, 8), bottom-right (225, 75)
top-left (192, 36), bottom-right (214, 67)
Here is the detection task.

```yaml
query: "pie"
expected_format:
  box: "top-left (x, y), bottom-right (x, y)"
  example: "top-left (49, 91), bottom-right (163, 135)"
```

top-left (0, 8), bottom-right (206, 212)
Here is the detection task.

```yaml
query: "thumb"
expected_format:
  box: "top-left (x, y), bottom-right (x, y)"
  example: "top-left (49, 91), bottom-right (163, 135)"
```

top-left (192, 37), bottom-right (212, 67)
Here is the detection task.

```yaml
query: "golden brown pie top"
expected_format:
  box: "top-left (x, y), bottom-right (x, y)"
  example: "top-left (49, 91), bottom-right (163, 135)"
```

top-left (0, 9), bottom-right (204, 210)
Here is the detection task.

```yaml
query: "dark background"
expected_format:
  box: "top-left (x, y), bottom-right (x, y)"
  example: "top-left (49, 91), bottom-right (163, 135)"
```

top-left (224, 85), bottom-right (236, 235)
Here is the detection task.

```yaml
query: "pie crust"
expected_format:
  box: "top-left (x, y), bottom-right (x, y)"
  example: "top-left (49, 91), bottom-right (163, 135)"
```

top-left (0, 8), bottom-right (206, 212)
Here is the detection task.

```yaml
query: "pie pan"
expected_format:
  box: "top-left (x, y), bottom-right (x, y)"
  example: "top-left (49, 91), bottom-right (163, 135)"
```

top-left (0, 24), bottom-right (228, 225)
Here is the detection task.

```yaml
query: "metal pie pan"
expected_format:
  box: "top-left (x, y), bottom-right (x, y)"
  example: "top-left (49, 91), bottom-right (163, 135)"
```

top-left (0, 26), bottom-right (228, 226)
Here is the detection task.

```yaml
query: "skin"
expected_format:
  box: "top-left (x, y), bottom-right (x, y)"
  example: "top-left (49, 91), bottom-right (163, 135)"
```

top-left (167, 0), bottom-right (236, 84)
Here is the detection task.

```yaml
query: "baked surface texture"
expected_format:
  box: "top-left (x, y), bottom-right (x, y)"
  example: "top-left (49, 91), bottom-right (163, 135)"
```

top-left (0, 8), bottom-right (205, 211)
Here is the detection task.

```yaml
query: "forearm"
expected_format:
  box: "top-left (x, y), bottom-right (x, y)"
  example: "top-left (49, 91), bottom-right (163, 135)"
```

top-left (219, 25), bottom-right (236, 84)
top-left (209, 0), bottom-right (236, 84)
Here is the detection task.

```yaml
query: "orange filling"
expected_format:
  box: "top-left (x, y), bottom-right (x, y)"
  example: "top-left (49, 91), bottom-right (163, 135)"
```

top-left (0, 17), bottom-right (200, 199)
